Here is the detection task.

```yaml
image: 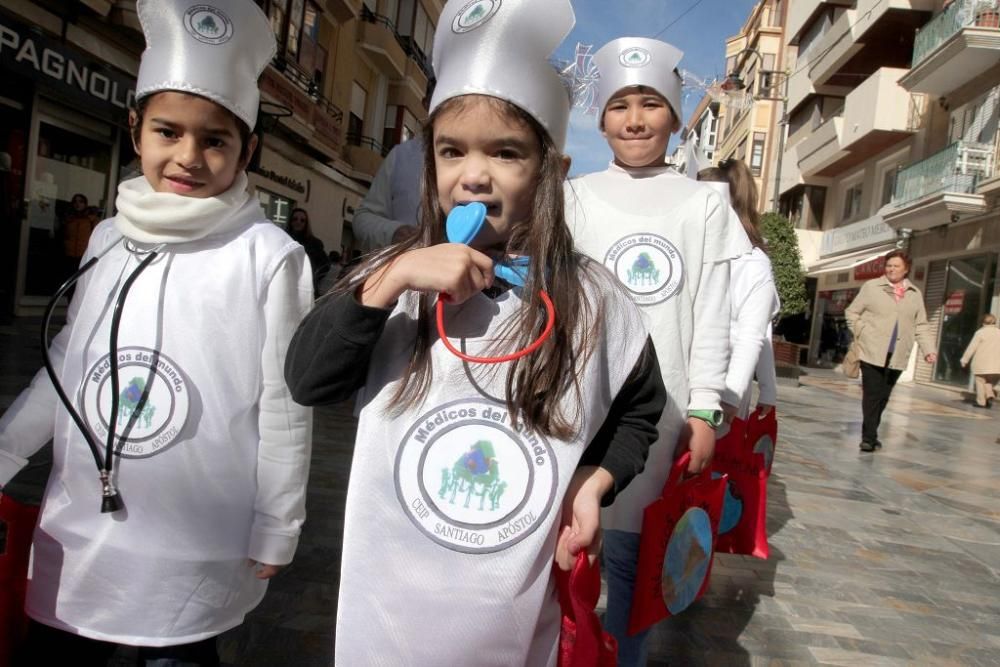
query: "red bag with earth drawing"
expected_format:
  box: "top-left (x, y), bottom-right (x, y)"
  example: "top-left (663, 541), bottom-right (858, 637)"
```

top-left (712, 410), bottom-right (775, 559)
top-left (627, 453), bottom-right (726, 636)
top-left (556, 551), bottom-right (617, 667)
top-left (0, 495), bottom-right (40, 666)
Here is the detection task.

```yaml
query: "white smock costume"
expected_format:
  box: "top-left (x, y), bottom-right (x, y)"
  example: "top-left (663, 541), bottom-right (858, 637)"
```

top-left (567, 167), bottom-right (748, 532)
top-left (0, 0), bottom-right (313, 645)
top-left (337, 270), bottom-right (647, 665)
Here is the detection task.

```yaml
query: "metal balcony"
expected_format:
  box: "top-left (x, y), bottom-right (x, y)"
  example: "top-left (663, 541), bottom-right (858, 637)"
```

top-left (359, 8), bottom-right (407, 78)
top-left (900, 0), bottom-right (1000, 96)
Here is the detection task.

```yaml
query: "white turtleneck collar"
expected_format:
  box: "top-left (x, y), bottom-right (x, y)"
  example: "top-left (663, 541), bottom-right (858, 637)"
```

top-left (114, 172), bottom-right (261, 245)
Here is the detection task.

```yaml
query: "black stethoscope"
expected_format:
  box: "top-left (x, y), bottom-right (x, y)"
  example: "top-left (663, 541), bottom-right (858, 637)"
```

top-left (41, 239), bottom-right (164, 513)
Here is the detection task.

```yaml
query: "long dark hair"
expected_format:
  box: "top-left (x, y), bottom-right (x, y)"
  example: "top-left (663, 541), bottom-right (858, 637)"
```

top-left (698, 159), bottom-right (766, 250)
top-left (341, 95), bottom-right (597, 439)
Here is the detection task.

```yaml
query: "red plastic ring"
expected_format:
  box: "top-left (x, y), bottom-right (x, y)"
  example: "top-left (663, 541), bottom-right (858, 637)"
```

top-left (436, 290), bottom-right (555, 364)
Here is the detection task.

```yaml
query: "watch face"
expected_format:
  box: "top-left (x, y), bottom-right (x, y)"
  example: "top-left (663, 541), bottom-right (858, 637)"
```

top-left (711, 410), bottom-right (723, 426)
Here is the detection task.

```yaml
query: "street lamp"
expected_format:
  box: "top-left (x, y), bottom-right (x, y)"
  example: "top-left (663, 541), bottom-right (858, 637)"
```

top-left (724, 47), bottom-right (789, 212)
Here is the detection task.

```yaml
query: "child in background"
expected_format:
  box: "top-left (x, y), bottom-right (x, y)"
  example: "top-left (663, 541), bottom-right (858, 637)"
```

top-left (284, 0), bottom-right (665, 663)
top-left (566, 37), bottom-right (751, 666)
top-left (698, 159), bottom-right (780, 421)
top-left (0, 1), bottom-right (312, 663)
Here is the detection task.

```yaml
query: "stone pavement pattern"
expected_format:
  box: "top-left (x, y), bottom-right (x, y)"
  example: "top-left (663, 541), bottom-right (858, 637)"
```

top-left (2, 320), bottom-right (998, 666)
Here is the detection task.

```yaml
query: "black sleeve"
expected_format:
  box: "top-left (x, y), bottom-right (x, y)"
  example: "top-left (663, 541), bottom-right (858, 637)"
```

top-left (579, 336), bottom-right (665, 506)
top-left (284, 290), bottom-right (391, 406)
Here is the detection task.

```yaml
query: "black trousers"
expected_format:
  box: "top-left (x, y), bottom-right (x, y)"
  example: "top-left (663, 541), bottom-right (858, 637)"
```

top-left (860, 359), bottom-right (902, 444)
top-left (14, 621), bottom-right (220, 667)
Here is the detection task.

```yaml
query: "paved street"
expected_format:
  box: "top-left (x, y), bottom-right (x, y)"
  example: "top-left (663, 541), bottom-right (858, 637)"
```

top-left (2, 318), bottom-right (999, 666)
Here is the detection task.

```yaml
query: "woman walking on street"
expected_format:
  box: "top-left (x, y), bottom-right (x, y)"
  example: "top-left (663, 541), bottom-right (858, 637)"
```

top-left (845, 250), bottom-right (937, 452)
top-left (961, 313), bottom-right (1000, 408)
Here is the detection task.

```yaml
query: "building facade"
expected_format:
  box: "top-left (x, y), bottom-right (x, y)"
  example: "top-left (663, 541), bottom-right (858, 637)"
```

top-left (0, 0), bottom-right (439, 320)
top-left (776, 0), bottom-right (999, 391)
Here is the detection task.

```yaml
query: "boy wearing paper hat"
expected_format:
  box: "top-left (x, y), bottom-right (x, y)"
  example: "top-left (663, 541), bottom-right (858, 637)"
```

top-left (1, 1), bottom-right (312, 662)
top-left (566, 36), bottom-right (751, 666)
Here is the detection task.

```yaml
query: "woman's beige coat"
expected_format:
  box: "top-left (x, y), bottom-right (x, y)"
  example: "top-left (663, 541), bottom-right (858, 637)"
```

top-left (961, 325), bottom-right (1000, 374)
top-left (845, 277), bottom-right (936, 370)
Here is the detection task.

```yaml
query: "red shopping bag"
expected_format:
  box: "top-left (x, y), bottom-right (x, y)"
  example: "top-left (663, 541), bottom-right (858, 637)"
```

top-left (556, 551), bottom-right (617, 667)
top-left (712, 411), bottom-right (772, 559)
top-left (745, 408), bottom-right (778, 477)
top-left (627, 453), bottom-right (726, 636)
top-left (0, 495), bottom-right (40, 666)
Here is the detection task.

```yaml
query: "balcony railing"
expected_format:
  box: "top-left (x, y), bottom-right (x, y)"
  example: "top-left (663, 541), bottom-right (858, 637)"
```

top-left (346, 133), bottom-right (389, 157)
top-left (892, 139), bottom-right (996, 206)
top-left (271, 56), bottom-right (343, 124)
top-left (912, 0), bottom-right (1000, 66)
top-left (397, 35), bottom-right (434, 81)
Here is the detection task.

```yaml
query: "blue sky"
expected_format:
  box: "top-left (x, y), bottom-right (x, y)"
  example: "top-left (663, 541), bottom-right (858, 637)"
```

top-left (556, 0), bottom-right (760, 175)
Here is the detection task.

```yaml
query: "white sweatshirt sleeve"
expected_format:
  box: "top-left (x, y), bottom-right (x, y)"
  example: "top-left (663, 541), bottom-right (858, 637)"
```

top-left (722, 257), bottom-right (776, 408)
top-left (687, 193), bottom-right (732, 412)
top-left (352, 147), bottom-right (405, 251)
top-left (755, 323), bottom-right (778, 406)
top-left (248, 248), bottom-right (314, 566)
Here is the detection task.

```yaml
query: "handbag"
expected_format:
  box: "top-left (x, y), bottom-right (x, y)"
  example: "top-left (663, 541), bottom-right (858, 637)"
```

top-left (842, 342), bottom-right (861, 379)
top-left (556, 551), bottom-right (617, 667)
top-left (0, 495), bottom-right (40, 666)
top-left (627, 453), bottom-right (727, 636)
top-left (712, 411), bottom-right (774, 559)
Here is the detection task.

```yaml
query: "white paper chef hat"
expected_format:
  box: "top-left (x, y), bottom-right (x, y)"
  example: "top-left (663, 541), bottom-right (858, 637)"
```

top-left (135, 0), bottom-right (276, 130)
top-left (593, 37), bottom-right (684, 129)
top-left (430, 0), bottom-right (575, 150)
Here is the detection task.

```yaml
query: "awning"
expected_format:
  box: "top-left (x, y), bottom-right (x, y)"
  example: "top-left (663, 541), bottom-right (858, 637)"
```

top-left (806, 244), bottom-right (897, 276)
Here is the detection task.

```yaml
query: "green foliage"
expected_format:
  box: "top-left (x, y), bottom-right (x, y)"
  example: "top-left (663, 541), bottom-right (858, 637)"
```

top-left (760, 212), bottom-right (807, 317)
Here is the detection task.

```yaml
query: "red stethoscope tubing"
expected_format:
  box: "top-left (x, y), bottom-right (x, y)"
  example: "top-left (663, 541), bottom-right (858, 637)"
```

top-left (436, 289), bottom-right (555, 363)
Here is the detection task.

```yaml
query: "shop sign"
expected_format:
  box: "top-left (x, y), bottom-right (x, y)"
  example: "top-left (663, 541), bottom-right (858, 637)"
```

top-left (0, 16), bottom-right (135, 120)
top-left (253, 165), bottom-right (308, 195)
top-left (820, 216), bottom-right (895, 257)
top-left (853, 257), bottom-right (885, 281)
top-left (944, 290), bottom-right (965, 316)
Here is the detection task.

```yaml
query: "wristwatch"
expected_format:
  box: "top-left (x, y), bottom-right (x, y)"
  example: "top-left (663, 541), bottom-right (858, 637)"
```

top-left (687, 409), bottom-right (724, 429)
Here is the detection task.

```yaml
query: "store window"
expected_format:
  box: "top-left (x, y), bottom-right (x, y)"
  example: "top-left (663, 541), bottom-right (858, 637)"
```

top-left (933, 254), bottom-right (998, 387)
top-left (257, 188), bottom-right (295, 228)
top-left (26, 114), bottom-right (113, 298)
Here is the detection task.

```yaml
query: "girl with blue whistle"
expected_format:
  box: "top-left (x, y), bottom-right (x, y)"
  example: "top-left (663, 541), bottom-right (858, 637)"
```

top-left (284, 0), bottom-right (666, 662)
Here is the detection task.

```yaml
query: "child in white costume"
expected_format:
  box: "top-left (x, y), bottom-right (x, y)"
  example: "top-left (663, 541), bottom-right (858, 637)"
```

top-left (566, 37), bottom-right (751, 666)
top-left (0, 0), bottom-right (312, 661)
top-left (285, 1), bottom-right (666, 664)
top-left (699, 159), bottom-right (780, 421)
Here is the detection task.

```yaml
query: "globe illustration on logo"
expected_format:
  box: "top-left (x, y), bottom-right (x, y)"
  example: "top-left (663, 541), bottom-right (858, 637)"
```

top-left (753, 434), bottom-right (775, 472)
top-left (661, 507), bottom-right (713, 614)
top-left (713, 474), bottom-right (743, 535)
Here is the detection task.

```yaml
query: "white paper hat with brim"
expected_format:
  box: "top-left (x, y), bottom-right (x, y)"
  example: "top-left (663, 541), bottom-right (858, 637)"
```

top-left (593, 37), bottom-right (684, 130)
top-left (135, 0), bottom-right (276, 130)
top-left (430, 0), bottom-right (575, 151)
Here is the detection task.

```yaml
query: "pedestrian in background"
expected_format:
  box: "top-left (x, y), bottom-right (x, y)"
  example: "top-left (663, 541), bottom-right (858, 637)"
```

top-left (287, 207), bottom-right (329, 294)
top-left (845, 250), bottom-right (937, 452)
top-left (961, 313), bottom-right (1000, 408)
top-left (698, 159), bottom-right (780, 422)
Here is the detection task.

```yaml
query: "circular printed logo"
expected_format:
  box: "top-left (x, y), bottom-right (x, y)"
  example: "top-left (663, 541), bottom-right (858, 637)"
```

top-left (715, 475), bottom-right (743, 535)
top-left (604, 233), bottom-right (684, 305)
top-left (662, 507), bottom-right (713, 614)
top-left (619, 47), bottom-right (652, 68)
top-left (79, 347), bottom-right (190, 458)
top-left (184, 5), bottom-right (234, 45)
top-left (452, 0), bottom-right (502, 33)
top-left (395, 398), bottom-right (557, 554)
top-left (754, 434), bottom-right (775, 473)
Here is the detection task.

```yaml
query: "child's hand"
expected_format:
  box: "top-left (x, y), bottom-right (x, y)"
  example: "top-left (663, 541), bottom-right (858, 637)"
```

top-left (360, 244), bottom-right (495, 308)
top-left (675, 418), bottom-right (716, 473)
top-left (555, 466), bottom-right (613, 571)
top-left (247, 559), bottom-right (284, 580)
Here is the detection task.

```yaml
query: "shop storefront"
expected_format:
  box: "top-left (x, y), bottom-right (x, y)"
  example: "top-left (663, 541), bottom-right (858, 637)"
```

top-left (804, 216), bottom-right (899, 366)
top-left (0, 8), bottom-right (139, 319)
top-left (249, 137), bottom-right (366, 259)
top-left (909, 216), bottom-right (1000, 391)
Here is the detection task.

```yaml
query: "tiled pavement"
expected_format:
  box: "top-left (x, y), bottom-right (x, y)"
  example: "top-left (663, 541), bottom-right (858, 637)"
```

top-left (2, 318), bottom-right (999, 666)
